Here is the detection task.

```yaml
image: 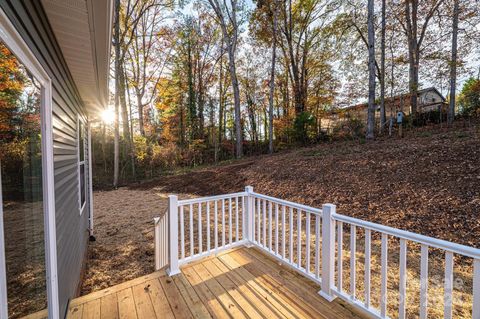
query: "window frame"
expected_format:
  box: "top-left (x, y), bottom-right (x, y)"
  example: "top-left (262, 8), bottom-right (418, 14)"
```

top-left (0, 7), bottom-right (60, 319)
top-left (77, 116), bottom-right (87, 215)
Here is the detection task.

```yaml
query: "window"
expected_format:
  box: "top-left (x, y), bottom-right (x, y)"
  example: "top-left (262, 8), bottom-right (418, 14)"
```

top-left (0, 39), bottom-right (48, 318)
top-left (78, 118), bottom-right (87, 213)
top-left (0, 8), bottom-right (59, 318)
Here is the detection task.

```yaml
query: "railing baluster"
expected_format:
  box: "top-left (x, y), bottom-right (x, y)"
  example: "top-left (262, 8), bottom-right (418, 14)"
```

top-left (242, 194), bottom-right (246, 241)
top-left (229, 198), bottom-right (232, 245)
top-left (206, 202), bottom-right (210, 252)
top-left (315, 214), bottom-right (320, 279)
top-left (306, 212), bottom-right (311, 273)
top-left (337, 221), bottom-right (343, 292)
top-left (419, 244), bottom-right (428, 319)
top-left (473, 259), bottom-right (480, 319)
top-left (365, 228), bottom-right (371, 308)
top-left (399, 238), bottom-right (407, 319)
top-left (222, 199), bottom-right (226, 247)
top-left (381, 233), bottom-right (388, 318)
top-left (154, 217), bottom-right (161, 270)
top-left (282, 205), bottom-right (286, 259)
top-left (189, 203), bottom-right (194, 257)
top-left (350, 225), bottom-right (356, 298)
top-left (263, 199), bottom-right (267, 247)
top-left (251, 196), bottom-right (255, 243)
top-left (257, 198), bottom-right (261, 243)
top-left (214, 200), bottom-right (218, 250)
top-left (297, 210), bottom-right (302, 268)
top-left (198, 203), bottom-right (202, 254)
top-left (444, 251), bottom-right (454, 319)
top-left (180, 205), bottom-right (185, 260)
top-left (164, 213), bottom-right (168, 266)
top-left (289, 207), bottom-right (294, 264)
top-left (268, 201), bottom-right (273, 251)
top-left (275, 203), bottom-right (279, 255)
top-left (235, 197), bottom-right (239, 242)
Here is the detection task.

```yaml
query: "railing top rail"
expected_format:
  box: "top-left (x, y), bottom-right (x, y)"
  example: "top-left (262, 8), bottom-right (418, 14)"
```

top-left (251, 192), bottom-right (323, 216)
top-left (177, 192), bottom-right (247, 205)
top-left (334, 213), bottom-right (480, 259)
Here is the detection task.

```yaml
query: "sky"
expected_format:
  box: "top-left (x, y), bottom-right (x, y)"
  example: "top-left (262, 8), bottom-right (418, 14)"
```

top-left (160, 0), bottom-right (480, 106)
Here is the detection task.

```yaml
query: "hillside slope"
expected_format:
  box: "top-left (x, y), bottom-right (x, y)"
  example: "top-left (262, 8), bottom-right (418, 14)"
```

top-left (135, 124), bottom-right (480, 247)
top-left (82, 123), bottom-right (479, 296)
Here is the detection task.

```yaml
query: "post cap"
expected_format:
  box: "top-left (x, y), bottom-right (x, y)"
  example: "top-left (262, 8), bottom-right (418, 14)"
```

top-left (322, 203), bottom-right (336, 214)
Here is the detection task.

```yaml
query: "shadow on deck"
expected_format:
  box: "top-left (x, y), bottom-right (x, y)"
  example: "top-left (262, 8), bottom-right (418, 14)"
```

top-left (66, 246), bottom-right (368, 318)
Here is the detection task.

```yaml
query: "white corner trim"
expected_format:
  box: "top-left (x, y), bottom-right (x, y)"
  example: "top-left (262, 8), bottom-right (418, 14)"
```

top-left (0, 7), bottom-right (60, 319)
top-left (87, 123), bottom-right (94, 235)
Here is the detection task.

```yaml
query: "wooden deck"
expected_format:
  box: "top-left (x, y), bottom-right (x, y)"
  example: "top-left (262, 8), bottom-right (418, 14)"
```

top-left (67, 247), bottom-right (366, 319)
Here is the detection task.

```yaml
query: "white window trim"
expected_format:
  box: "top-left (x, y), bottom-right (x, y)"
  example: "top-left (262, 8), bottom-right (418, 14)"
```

top-left (77, 116), bottom-right (87, 215)
top-left (0, 8), bottom-right (60, 319)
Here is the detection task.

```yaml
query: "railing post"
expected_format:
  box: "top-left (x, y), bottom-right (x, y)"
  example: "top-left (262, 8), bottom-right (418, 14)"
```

top-left (167, 195), bottom-right (180, 276)
top-left (154, 217), bottom-right (161, 271)
top-left (473, 259), bottom-right (480, 319)
top-left (244, 186), bottom-right (254, 245)
top-left (320, 203), bottom-right (337, 302)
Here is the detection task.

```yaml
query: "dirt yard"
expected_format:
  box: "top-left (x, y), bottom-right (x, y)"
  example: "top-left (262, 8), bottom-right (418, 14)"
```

top-left (81, 123), bottom-right (480, 315)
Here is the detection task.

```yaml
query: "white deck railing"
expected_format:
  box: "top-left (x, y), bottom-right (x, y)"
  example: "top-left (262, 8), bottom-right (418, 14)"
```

top-left (154, 186), bottom-right (480, 319)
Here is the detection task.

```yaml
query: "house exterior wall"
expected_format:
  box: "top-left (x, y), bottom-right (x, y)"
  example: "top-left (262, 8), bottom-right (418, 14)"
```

top-left (331, 88), bottom-right (447, 130)
top-left (0, 1), bottom-right (91, 316)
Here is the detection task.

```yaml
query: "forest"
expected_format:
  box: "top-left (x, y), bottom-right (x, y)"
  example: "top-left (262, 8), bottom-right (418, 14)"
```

top-left (94, 0), bottom-right (480, 187)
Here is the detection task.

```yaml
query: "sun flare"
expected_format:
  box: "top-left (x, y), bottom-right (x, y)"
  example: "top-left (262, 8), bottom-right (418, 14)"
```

top-left (100, 108), bottom-right (115, 124)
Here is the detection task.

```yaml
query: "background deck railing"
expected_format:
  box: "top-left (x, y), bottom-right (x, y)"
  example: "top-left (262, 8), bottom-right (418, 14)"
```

top-left (154, 186), bottom-right (480, 319)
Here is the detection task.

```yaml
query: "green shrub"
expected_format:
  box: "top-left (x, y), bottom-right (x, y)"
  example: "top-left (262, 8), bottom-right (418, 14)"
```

top-left (458, 78), bottom-right (480, 116)
top-left (293, 112), bottom-right (315, 144)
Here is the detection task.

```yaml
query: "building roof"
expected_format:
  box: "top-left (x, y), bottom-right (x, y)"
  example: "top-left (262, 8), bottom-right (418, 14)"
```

top-left (341, 87), bottom-right (447, 112)
top-left (41, 0), bottom-right (114, 115)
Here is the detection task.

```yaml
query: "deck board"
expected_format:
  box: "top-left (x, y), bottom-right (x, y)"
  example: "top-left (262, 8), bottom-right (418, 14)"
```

top-left (67, 247), bottom-right (367, 319)
top-left (146, 277), bottom-right (175, 319)
top-left (117, 288), bottom-right (137, 319)
top-left (99, 293), bottom-right (119, 319)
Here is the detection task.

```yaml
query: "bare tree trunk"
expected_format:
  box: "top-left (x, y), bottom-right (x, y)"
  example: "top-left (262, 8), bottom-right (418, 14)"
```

top-left (218, 41), bottom-right (224, 149)
top-left (389, 26), bottom-right (396, 118)
top-left (126, 78), bottom-right (136, 180)
top-left (179, 100), bottom-right (185, 146)
top-left (448, 0), bottom-right (459, 126)
top-left (268, 0), bottom-right (278, 154)
top-left (207, 0), bottom-right (242, 158)
top-left (405, 0), bottom-right (418, 118)
top-left (137, 99), bottom-right (145, 136)
top-left (187, 37), bottom-right (196, 141)
top-left (379, 0), bottom-right (386, 133)
top-left (264, 108), bottom-right (268, 143)
top-left (113, 0), bottom-right (120, 188)
top-left (226, 44), bottom-right (243, 158)
top-left (101, 123), bottom-right (107, 173)
top-left (366, 0), bottom-right (376, 140)
top-left (403, 0), bottom-right (444, 119)
top-left (119, 65), bottom-right (130, 141)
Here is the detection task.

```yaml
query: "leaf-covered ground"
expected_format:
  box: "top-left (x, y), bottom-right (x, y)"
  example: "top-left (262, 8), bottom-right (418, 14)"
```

top-left (137, 123), bottom-right (480, 247)
top-left (81, 122), bottom-right (480, 298)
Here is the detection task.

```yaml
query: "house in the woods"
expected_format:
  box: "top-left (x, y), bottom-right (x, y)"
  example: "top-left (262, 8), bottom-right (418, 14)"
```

top-left (343, 87), bottom-right (447, 121)
top-left (321, 87), bottom-right (447, 132)
top-left (0, 1), bottom-right (112, 318)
